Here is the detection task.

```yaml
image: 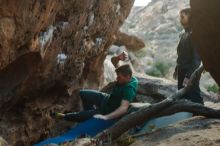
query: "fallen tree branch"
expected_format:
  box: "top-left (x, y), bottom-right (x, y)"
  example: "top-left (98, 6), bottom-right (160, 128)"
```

top-left (157, 100), bottom-right (220, 118)
top-left (95, 66), bottom-right (205, 141)
top-left (132, 100), bottom-right (219, 128)
top-left (131, 100), bottom-right (220, 138)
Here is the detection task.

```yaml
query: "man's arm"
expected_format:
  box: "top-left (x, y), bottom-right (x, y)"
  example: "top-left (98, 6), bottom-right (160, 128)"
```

top-left (185, 48), bottom-right (201, 78)
top-left (173, 66), bottom-right (178, 80)
top-left (183, 48), bottom-right (201, 87)
top-left (94, 100), bottom-right (130, 120)
top-left (111, 51), bottom-right (128, 68)
top-left (111, 56), bottom-right (120, 68)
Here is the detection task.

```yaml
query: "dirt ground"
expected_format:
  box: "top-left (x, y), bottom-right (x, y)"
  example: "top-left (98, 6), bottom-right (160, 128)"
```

top-left (131, 102), bottom-right (220, 146)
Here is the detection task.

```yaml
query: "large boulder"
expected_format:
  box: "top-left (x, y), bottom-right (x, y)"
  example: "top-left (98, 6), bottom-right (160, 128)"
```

top-left (114, 31), bottom-right (145, 51)
top-left (190, 0), bottom-right (220, 86)
top-left (0, 0), bottom-right (134, 145)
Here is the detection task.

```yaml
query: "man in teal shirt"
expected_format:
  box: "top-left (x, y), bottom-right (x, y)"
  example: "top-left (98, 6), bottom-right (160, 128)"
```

top-left (53, 52), bottom-right (138, 121)
top-left (36, 53), bottom-right (138, 145)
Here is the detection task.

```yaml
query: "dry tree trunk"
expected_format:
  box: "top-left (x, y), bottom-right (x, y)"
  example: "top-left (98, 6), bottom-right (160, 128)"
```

top-left (95, 66), bottom-right (206, 142)
top-left (157, 100), bottom-right (220, 118)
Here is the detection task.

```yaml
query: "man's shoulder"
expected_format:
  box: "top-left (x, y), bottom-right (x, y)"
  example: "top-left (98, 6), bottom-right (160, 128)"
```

top-left (124, 76), bottom-right (138, 89)
top-left (131, 76), bottom-right (138, 84)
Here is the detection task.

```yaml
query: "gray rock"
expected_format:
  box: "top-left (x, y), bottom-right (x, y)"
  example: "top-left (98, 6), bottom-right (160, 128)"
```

top-left (0, 137), bottom-right (9, 146)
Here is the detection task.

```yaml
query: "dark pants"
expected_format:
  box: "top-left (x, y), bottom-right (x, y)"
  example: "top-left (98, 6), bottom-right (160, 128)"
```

top-left (178, 68), bottom-right (204, 104)
top-left (64, 89), bottom-right (109, 122)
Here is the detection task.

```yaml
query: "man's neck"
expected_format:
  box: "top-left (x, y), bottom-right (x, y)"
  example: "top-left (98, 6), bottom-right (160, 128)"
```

top-left (184, 26), bottom-right (191, 32)
top-left (117, 78), bottom-right (131, 85)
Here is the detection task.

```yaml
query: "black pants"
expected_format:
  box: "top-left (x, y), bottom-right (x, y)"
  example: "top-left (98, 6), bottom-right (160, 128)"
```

top-left (178, 68), bottom-right (204, 104)
top-left (64, 89), bottom-right (109, 122)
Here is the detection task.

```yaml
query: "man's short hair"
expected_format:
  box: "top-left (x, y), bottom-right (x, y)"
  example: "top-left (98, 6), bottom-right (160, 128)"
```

top-left (180, 8), bottom-right (192, 27)
top-left (115, 64), bottom-right (132, 77)
top-left (180, 8), bottom-right (191, 16)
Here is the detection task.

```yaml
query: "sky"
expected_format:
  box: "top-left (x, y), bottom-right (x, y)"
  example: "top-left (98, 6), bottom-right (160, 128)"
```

top-left (134, 0), bottom-right (151, 6)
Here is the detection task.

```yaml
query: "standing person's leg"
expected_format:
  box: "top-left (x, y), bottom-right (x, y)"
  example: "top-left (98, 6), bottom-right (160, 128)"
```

top-left (178, 68), bottom-right (190, 100)
top-left (177, 68), bottom-right (185, 90)
top-left (178, 68), bottom-right (203, 104)
top-left (79, 89), bottom-right (109, 110)
top-left (188, 80), bottom-right (204, 104)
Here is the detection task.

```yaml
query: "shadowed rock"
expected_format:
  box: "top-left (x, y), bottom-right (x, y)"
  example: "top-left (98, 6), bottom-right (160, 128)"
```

top-left (0, 0), bottom-right (134, 145)
top-left (191, 0), bottom-right (220, 86)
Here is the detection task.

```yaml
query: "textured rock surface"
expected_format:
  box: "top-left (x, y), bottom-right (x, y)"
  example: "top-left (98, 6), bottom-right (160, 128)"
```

top-left (121, 0), bottom-right (189, 67)
top-left (191, 0), bottom-right (220, 86)
top-left (114, 31), bottom-right (145, 51)
top-left (0, 0), bottom-right (134, 145)
top-left (132, 117), bottom-right (220, 146)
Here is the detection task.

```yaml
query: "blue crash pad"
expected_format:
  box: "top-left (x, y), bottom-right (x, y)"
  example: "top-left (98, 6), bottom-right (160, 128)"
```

top-left (34, 118), bottom-right (117, 146)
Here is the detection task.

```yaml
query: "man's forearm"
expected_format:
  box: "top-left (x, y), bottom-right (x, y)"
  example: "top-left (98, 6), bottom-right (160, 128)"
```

top-left (111, 51), bottom-right (128, 68)
top-left (111, 56), bottom-right (120, 68)
top-left (105, 106), bottom-right (128, 120)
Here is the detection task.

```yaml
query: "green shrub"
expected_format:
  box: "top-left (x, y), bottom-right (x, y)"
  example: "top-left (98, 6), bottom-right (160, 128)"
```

top-left (146, 67), bottom-right (162, 77)
top-left (146, 60), bottom-right (170, 77)
top-left (206, 84), bottom-right (219, 93)
top-left (135, 48), bottom-right (148, 58)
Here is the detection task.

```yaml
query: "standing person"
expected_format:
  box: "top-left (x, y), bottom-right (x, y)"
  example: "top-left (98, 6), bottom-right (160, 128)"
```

top-left (173, 8), bottom-right (203, 104)
top-left (52, 51), bottom-right (138, 121)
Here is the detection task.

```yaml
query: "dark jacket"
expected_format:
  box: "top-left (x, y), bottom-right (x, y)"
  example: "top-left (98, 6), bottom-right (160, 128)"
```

top-left (176, 28), bottom-right (201, 78)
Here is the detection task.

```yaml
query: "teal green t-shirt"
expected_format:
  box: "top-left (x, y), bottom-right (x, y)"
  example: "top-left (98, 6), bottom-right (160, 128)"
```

top-left (102, 77), bottom-right (138, 114)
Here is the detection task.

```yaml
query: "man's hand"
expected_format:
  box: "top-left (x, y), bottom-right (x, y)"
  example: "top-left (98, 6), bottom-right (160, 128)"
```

top-left (173, 67), bottom-right (178, 80)
top-left (173, 71), bottom-right (177, 80)
top-left (111, 51), bottom-right (129, 68)
top-left (101, 100), bottom-right (130, 120)
top-left (93, 114), bottom-right (108, 120)
top-left (183, 77), bottom-right (192, 87)
top-left (117, 51), bottom-right (128, 61)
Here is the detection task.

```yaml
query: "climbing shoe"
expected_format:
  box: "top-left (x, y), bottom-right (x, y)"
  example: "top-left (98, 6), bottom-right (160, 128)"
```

top-left (50, 112), bottom-right (65, 119)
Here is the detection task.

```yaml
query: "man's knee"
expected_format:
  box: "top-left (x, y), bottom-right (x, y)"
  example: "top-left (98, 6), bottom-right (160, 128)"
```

top-left (79, 90), bottom-right (85, 98)
top-left (79, 89), bottom-right (91, 98)
top-left (79, 89), bottom-right (97, 101)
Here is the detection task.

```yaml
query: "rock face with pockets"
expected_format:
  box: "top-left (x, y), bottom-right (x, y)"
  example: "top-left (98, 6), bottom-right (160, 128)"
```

top-left (0, 0), bottom-right (134, 145)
